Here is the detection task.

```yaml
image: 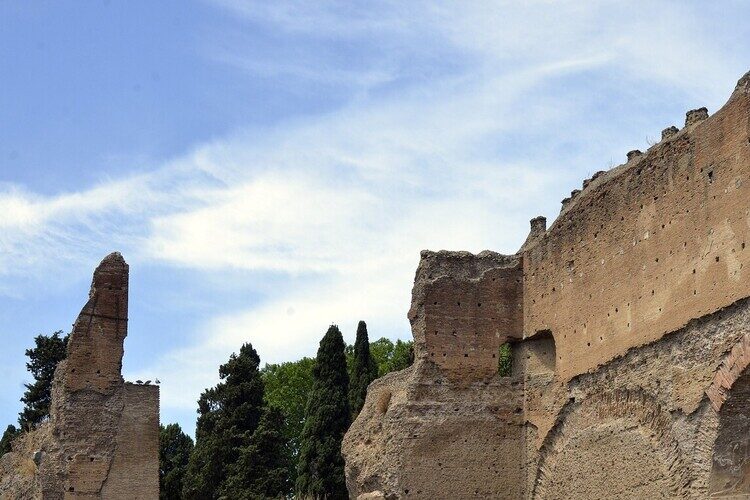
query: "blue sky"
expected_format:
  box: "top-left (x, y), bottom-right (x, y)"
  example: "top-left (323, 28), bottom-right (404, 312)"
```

top-left (1, 1), bottom-right (749, 436)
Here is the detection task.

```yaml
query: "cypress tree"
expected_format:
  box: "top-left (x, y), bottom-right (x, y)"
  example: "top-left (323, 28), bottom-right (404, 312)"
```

top-left (348, 321), bottom-right (378, 417)
top-left (296, 325), bottom-right (351, 500)
top-left (182, 343), bottom-right (265, 499)
top-left (19, 331), bottom-right (68, 429)
top-left (220, 406), bottom-right (291, 499)
top-left (159, 423), bottom-right (194, 500)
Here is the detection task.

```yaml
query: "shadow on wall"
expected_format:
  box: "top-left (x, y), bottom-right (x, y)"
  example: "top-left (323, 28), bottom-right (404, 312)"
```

top-left (497, 330), bottom-right (557, 378)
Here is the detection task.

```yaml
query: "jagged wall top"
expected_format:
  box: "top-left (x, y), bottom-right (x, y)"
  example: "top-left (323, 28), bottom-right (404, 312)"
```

top-left (409, 250), bottom-right (523, 380)
top-left (735, 70), bottom-right (750, 93)
top-left (62, 252), bottom-right (129, 393)
top-left (522, 70), bottom-right (750, 379)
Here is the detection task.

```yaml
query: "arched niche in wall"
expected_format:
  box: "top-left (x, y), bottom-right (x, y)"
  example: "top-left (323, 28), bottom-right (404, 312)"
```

top-left (511, 329), bottom-right (557, 377)
top-left (532, 390), bottom-right (689, 499)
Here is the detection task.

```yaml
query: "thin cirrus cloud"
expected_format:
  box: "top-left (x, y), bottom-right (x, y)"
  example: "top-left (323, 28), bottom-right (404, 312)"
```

top-left (1, 1), bottom-right (747, 433)
top-left (128, 60), bottom-right (575, 413)
top-left (0, 177), bottom-right (156, 283)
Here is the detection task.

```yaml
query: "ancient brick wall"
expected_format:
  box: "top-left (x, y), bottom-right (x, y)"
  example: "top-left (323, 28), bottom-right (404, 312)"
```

top-left (0, 253), bottom-right (160, 499)
top-left (345, 251), bottom-right (527, 499)
top-left (102, 384), bottom-right (160, 499)
top-left (64, 251), bottom-right (128, 394)
top-left (343, 71), bottom-right (750, 499)
top-left (709, 367), bottom-right (750, 496)
top-left (415, 251), bottom-right (523, 381)
top-left (531, 299), bottom-right (750, 499)
top-left (524, 78), bottom-right (750, 380)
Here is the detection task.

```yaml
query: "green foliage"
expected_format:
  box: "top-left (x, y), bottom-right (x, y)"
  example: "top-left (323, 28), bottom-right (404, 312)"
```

top-left (348, 321), bottom-right (378, 418)
top-left (219, 406), bottom-right (290, 500)
top-left (178, 325), bottom-right (415, 498)
top-left (369, 337), bottom-right (414, 377)
top-left (296, 325), bottom-right (351, 500)
top-left (498, 343), bottom-right (512, 377)
top-left (182, 343), bottom-right (266, 500)
top-left (19, 331), bottom-right (68, 429)
top-left (261, 357), bottom-right (314, 487)
top-left (159, 423), bottom-right (194, 500)
top-left (0, 425), bottom-right (20, 455)
top-left (181, 418), bottom-right (225, 500)
top-left (390, 339), bottom-right (414, 373)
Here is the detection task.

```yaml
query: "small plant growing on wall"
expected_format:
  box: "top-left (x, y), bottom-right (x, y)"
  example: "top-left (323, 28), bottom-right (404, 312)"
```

top-left (498, 343), bottom-right (512, 377)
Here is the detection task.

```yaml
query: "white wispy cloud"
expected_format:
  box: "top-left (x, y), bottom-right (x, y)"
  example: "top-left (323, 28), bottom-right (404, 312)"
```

top-left (0, 177), bottom-right (151, 281)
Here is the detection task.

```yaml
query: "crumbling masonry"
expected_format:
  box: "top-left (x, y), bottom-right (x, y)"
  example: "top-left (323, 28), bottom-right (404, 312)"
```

top-left (343, 71), bottom-right (750, 499)
top-left (0, 253), bottom-right (159, 499)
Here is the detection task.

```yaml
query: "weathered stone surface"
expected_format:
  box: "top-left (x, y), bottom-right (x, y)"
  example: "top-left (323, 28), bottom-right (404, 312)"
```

top-left (685, 106), bottom-right (710, 127)
top-left (411, 250), bottom-right (523, 382)
top-left (0, 253), bottom-right (159, 500)
top-left (357, 492), bottom-right (386, 500)
top-left (344, 252), bottom-right (527, 499)
top-left (0, 424), bottom-right (53, 499)
top-left (343, 71), bottom-right (750, 498)
top-left (661, 125), bottom-right (679, 140)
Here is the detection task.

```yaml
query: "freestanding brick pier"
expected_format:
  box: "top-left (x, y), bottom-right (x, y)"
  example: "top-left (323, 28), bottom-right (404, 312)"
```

top-left (0, 253), bottom-right (159, 499)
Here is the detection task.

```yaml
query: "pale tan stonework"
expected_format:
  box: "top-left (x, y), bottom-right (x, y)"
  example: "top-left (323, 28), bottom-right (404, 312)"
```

top-left (0, 253), bottom-right (159, 500)
top-left (343, 71), bottom-right (750, 499)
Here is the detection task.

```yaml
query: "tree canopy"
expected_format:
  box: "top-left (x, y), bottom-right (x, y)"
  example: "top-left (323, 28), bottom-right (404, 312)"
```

top-left (159, 423), bottom-right (194, 500)
top-left (262, 356), bottom-right (314, 486)
top-left (18, 331), bottom-right (68, 429)
top-left (368, 337), bottom-right (414, 376)
top-left (0, 425), bottom-right (19, 455)
top-left (182, 343), bottom-right (266, 499)
top-left (220, 406), bottom-right (290, 499)
top-left (296, 325), bottom-right (351, 500)
top-left (348, 321), bottom-right (378, 417)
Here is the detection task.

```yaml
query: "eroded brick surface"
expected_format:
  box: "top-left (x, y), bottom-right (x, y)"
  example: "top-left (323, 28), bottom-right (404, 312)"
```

top-left (0, 253), bottom-right (159, 499)
top-left (343, 71), bottom-right (750, 499)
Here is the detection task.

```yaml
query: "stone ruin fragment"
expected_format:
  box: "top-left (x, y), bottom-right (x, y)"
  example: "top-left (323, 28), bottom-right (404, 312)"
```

top-left (343, 71), bottom-right (750, 498)
top-left (0, 253), bottom-right (159, 499)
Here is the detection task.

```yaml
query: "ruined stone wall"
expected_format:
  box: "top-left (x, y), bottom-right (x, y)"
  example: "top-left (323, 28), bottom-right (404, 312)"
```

top-left (102, 384), bottom-right (160, 499)
top-left (343, 357), bottom-right (527, 500)
top-left (0, 253), bottom-right (160, 500)
top-left (344, 252), bottom-right (527, 499)
top-left (531, 298), bottom-right (750, 498)
top-left (63, 252), bottom-right (128, 394)
top-left (343, 71), bottom-right (750, 499)
top-left (709, 364), bottom-right (750, 496)
top-left (524, 76), bottom-right (750, 380)
top-left (415, 251), bottom-right (523, 381)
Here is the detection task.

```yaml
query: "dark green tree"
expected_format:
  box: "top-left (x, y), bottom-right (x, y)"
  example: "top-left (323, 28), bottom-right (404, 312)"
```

top-left (0, 425), bottom-right (20, 455)
top-left (159, 423), bottom-right (194, 500)
top-left (220, 406), bottom-right (290, 499)
top-left (296, 325), bottom-right (351, 500)
top-left (182, 343), bottom-right (265, 499)
top-left (348, 321), bottom-right (378, 417)
top-left (19, 331), bottom-right (68, 429)
top-left (261, 357), bottom-right (315, 486)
